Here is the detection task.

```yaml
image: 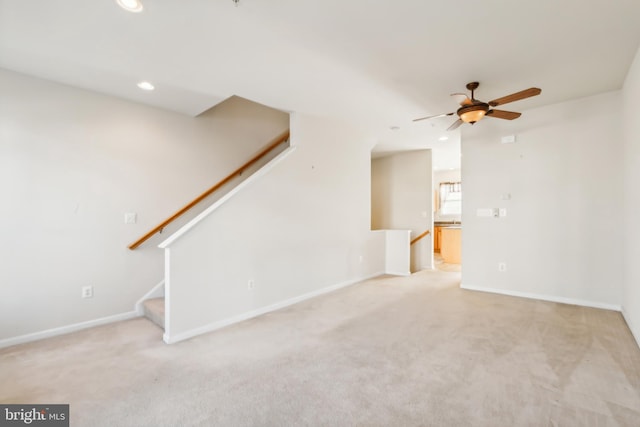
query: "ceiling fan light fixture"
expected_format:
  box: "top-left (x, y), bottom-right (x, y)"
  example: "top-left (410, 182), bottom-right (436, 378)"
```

top-left (460, 110), bottom-right (486, 123)
top-left (116, 0), bottom-right (143, 13)
top-left (414, 82), bottom-right (541, 129)
top-left (458, 103), bottom-right (489, 124)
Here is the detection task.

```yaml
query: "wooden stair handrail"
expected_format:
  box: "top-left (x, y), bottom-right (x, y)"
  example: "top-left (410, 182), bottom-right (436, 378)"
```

top-left (410, 229), bottom-right (430, 245)
top-left (128, 130), bottom-right (290, 250)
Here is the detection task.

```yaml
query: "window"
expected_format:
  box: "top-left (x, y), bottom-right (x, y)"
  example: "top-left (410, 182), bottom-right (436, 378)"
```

top-left (439, 182), bottom-right (461, 215)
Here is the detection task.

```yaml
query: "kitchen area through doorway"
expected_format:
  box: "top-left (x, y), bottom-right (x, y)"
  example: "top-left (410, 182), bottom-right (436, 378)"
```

top-left (433, 170), bottom-right (462, 272)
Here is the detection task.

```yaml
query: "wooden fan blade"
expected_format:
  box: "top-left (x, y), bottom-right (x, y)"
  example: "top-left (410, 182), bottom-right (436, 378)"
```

top-left (486, 109), bottom-right (522, 120)
top-left (447, 119), bottom-right (464, 131)
top-left (451, 93), bottom-right (472, 106)
top-left (488, 87), bottom-right (541, 107)
top-left (413, 112), bottom-right (454, 122)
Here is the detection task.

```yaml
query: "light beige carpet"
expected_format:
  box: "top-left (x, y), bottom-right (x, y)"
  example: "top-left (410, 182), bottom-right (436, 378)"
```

top-left (1, 270), bottom-right (640, 426)
top-left (434, 252), bottom-right (461, 272)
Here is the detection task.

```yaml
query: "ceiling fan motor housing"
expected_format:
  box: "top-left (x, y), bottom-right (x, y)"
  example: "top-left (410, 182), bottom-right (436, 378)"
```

top-left (457, 102), bottom-right (489, 123)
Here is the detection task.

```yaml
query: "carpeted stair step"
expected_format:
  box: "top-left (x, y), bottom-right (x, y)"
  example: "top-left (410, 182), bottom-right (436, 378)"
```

top-left (142, 297), bottom-right (165, 330)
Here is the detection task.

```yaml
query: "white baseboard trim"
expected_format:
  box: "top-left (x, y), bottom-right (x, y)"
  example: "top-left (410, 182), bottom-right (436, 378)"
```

top-left (460, 284), bottom-right (622, 312)
top-left (163, 272), bottom-right (383, 345)
top-left (387, 270), bottom-right (411, 276)
top-left (135, 280), bottom-right (165, 316)
top-left (367, 271), bottom-right (386, 278)
top-left (621, 307), bottom-right (640, 350)
top-left (0, 311), bottom-right (140, 349)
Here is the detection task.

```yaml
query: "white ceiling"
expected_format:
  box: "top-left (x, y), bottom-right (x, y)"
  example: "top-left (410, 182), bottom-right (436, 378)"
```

top-left (2, 0), bottom-right (639, 169)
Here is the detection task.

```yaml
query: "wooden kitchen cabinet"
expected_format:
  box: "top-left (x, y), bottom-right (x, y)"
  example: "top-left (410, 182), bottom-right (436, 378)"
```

top-left (434, 226), bottom-right (442, 253)
top-left (440, 227), bottom-right (461, 264)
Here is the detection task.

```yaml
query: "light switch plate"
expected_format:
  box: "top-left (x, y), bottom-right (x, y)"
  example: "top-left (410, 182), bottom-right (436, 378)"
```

top-left (501, 135), bottom-right (516, 144)
top-left (124, 212), bottom-right (137, 224)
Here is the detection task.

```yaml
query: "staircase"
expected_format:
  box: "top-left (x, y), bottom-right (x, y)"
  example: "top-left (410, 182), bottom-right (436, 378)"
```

top-left (143, 298), bottom-right (165, 330)
top-left (131, 130), bottom-right (291, 343)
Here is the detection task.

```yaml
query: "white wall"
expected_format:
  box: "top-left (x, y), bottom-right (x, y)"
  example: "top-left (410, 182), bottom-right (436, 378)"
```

top-left (161, 113), bottom-right (385, 341)
top-left (381, 230), bottom-right (411, 276)
top-left (461, 91), bottom-right (623, 308)
top-left (0, 69), bottom-right (289, 342)
top-left (371, 150), bottom-right (433, 271)
top-left (623, 47), bottom-right (640, 347)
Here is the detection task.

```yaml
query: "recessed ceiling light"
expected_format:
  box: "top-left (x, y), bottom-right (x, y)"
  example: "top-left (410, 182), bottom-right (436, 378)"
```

top-left (116, 0), bottom-right (143, 13)
top-left (137, 81), bottom-right (155, 91)
top-left (438, 136), bottom-right (449, 141)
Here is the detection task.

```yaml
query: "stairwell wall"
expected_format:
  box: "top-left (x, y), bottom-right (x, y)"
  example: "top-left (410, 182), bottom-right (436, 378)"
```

top-left (0, 69), bottom-right (289, 344)
top-left (371, 151), bottom-right (434, 271)
top-left (162, 113), bottom-right (385, 342)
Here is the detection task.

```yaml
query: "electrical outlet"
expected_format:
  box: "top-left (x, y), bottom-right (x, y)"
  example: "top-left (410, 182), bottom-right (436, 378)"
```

top-left (498, 262), bottom-right (507, 272)
top-left (82, 286), bottom-right (93, 298)
top-left (248, 280), bottom-right (255, 291)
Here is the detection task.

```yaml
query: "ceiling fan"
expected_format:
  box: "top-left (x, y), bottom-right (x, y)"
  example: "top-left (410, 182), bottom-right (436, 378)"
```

top-left (413, 82), bottom-right (541, 131)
